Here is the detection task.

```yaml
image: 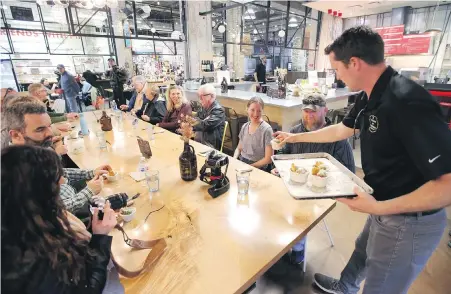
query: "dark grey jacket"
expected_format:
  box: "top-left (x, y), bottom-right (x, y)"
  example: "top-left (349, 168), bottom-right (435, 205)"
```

top-left (136, 95), bottom-right (167, 125)
top-left (193, 100), bottom-right (225, 150)
top-left (281, 118), bottom-right (356, 173)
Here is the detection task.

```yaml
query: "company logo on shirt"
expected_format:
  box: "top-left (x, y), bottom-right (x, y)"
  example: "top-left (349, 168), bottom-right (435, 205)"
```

top-left (368, 115), bottom-right (379, 133)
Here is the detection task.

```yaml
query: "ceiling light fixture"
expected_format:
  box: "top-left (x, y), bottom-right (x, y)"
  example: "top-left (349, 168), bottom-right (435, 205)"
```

top-left (171, 30), bottom-right (184, 40)
top-left (142, 5), bottom-right (151, 14)
top-left (278, 29), bottom-right (285, 38)
top-left (93, 0), bottom-right (106, 8)
top-left (82, 0), bottom-right (94, 9)
top-left (253, 28), bottom-right (257, 34)
top-left (106, 0), bottom-right (118, 9)
top-left (424, 1), bottom-right (443, 34)
top-left (244, 8), bottom-right (256, 20)
top-left (218, 24), bottom-right (226, 33)
top-left (54, 0), bottom-right (69, 8)
top-left (288, 17), bottom-right (298, 28)
top-left (151, 27), bottom-right (156, 33)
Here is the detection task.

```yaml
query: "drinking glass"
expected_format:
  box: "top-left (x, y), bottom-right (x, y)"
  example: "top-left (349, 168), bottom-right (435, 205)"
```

top-left (146, 170), bottom-right (159, 192)
top-left (236, 170), bottom-right (250, 195)
top-left (95, 131), bottom-right (107, 150)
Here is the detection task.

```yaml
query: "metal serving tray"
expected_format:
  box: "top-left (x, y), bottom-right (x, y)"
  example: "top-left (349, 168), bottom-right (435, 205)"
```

top-left (272, 153), bottom-right (373, 200)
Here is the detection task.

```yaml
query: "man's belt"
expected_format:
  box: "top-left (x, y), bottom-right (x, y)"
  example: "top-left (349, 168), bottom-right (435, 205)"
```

top-left (401, 209), bottom-right (441, 217)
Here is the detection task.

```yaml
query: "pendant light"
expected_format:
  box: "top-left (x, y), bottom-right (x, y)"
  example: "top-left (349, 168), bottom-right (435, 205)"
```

top-left (424, 1), bottom-right (442, 34)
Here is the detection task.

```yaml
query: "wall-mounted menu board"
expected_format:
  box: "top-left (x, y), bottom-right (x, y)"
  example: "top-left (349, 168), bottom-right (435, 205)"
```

top-left (10, 6), bottom-right (34, 21)
top-left (72, 56), bottom-right (106, 74)
top-left (374, 25), bottom-right (432, 55)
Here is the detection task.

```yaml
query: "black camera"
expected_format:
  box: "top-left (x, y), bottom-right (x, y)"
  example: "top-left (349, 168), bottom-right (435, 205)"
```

top-left (90, 193), bottom-right (129, 220)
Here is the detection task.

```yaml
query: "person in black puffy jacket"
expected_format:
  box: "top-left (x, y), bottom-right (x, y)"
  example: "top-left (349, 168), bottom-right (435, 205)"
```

top-left (1, 145), bottom-right (118, 294)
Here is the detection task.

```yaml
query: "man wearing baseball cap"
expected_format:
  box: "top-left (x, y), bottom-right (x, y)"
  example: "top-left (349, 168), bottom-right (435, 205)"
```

top-left (57, 64), bottom-right (80, 113)
top-left (272, 93), bottom-right (355, 267)
top-left (275, 26), bottom-right (451, 294)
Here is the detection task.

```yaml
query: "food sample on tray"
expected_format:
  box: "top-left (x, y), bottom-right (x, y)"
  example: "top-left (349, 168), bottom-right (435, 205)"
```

top-left (290, 163), bottom-right (308, 183)
top-left (311, 162), bottom-right (328, 188)
top-left (271, 138), bottom-right (283, 150)
top-left (107, 166), bottom-right (115, 176)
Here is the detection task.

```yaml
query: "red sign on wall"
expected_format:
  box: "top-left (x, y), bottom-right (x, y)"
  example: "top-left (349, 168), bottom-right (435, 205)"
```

top-left (401, 34), bottom-right (431, 54)
top-left (374, 25), bottom-right (431, 55)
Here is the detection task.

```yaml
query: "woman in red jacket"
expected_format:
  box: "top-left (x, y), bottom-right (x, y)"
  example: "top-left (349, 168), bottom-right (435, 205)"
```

top-left (157, 85), bottom-right (192, 133)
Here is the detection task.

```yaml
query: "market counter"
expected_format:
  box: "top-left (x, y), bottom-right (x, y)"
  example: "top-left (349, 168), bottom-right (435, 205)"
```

top-left (184, 88), bottom-right (357, 131)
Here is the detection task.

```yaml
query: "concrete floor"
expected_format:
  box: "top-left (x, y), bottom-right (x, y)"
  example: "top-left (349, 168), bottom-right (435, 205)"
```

top-left (251, 169), bottom-right (451, 294)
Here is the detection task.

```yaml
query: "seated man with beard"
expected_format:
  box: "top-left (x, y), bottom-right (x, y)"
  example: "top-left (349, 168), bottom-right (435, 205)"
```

top-left (272, 94), bottom-right (355, 266)
top-left (2, 98), bottom-right (109, 214)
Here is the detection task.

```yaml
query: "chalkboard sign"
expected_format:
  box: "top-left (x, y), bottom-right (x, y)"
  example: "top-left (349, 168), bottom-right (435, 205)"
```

top-left (10, 6), bottom-right (34, 21)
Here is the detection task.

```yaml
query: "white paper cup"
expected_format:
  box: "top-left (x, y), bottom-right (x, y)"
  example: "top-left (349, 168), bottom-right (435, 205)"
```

top-left (311, 175), bottom-right (328, 188)
top-left (70, 130), bottom-right (78, 139)
top-left (106, 172), bottom-right (118, 182)
top-left (120, 207), bottom-right (136, 222)
top-left (271, 139), bottom-right (283, 150)
top-left (290, 170), bottom-right (308, 183)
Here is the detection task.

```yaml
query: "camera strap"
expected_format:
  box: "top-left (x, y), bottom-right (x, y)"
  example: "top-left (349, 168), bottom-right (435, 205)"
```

top-left (111, 224), bottom-right (167, 278)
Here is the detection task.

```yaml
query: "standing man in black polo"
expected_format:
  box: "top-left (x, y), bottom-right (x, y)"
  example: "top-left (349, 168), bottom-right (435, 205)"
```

top-left (106, 58), bottom-right (126, 106)
top-left (254, 56), bottom-right (267, 93)
top-left (275, 26), bottom-right (451, 294)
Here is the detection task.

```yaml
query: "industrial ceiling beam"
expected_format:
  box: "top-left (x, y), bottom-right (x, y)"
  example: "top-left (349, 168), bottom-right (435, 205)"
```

top-left (199, 2), bottom-right (246, 16)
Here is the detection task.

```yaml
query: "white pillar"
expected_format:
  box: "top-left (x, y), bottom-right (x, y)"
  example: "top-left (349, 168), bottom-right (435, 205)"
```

top-left (110, 6), bottom-right (133, 75)
top-left (186, 1), bottom-right (213, 78)
top-left (226, 5), bottom-right (245, 79)
top-left (316, 14), bottom-right (343, 71)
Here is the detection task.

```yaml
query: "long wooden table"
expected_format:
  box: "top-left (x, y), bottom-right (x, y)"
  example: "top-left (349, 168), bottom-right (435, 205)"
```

top-left (65, 111), bottom-right (335, 294)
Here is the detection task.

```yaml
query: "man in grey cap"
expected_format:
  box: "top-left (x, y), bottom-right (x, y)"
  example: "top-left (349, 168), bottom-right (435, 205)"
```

top-left (57, 64), bottom-right (80, 112)
top-left (271, 93), bottom-right (355, 267)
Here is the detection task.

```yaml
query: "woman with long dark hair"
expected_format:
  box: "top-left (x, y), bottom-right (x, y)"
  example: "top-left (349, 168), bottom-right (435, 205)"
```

top-left (1, 145), bottom-right (117, 294)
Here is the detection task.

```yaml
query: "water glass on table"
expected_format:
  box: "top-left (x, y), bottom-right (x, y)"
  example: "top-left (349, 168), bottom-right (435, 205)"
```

top-left (96, 130), bottom-right (107, 150)
top-left (236, 170), bottom-right (251, 196)
top-left (146, 170), bottom-right (159, 193)
top-left (116, 112), bottom-right (124, 132)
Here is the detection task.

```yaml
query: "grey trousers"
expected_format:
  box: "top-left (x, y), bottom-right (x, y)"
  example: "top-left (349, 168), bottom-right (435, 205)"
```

top-left (339, 210), bottom-right (447, 294)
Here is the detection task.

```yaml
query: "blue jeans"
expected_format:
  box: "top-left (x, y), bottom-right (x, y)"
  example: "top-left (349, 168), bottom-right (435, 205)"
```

top-left (65, 94), bottom-right (79, 113)
top-left (339, 210), bottom-right (447, 294)
top-left (292, 237), bottom-right (306, 252)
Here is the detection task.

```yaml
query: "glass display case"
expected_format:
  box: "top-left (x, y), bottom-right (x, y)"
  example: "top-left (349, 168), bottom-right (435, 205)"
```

top-left (0, 58), bottom-right (19, 91)
top-left (12, 59), bottom-right (58, 84)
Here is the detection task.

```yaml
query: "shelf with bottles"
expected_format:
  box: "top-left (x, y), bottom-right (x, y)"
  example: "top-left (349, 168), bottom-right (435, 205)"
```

top-left (200, 59), bottom-right (215, 73)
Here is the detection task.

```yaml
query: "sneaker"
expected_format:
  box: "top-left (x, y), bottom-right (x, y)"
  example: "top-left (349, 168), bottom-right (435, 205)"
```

top-left (313, 273), bottom-right (346, 294)
top-left (290, 249), bottom-right (305, 266)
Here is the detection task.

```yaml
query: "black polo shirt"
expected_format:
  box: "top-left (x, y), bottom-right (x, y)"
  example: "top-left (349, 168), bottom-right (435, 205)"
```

top-left (342, 66), bottom-right (451, 201)
top-left (255, 63), bottom-right (266, 83)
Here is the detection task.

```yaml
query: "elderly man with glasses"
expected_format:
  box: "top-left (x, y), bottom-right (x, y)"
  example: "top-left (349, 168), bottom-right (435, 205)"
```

top-left (28, 83), bottom-right (78, 124)
top-left (193, 84), bottom-right (226, 150)
top-left (120, 75), bottom-right (147, 114)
